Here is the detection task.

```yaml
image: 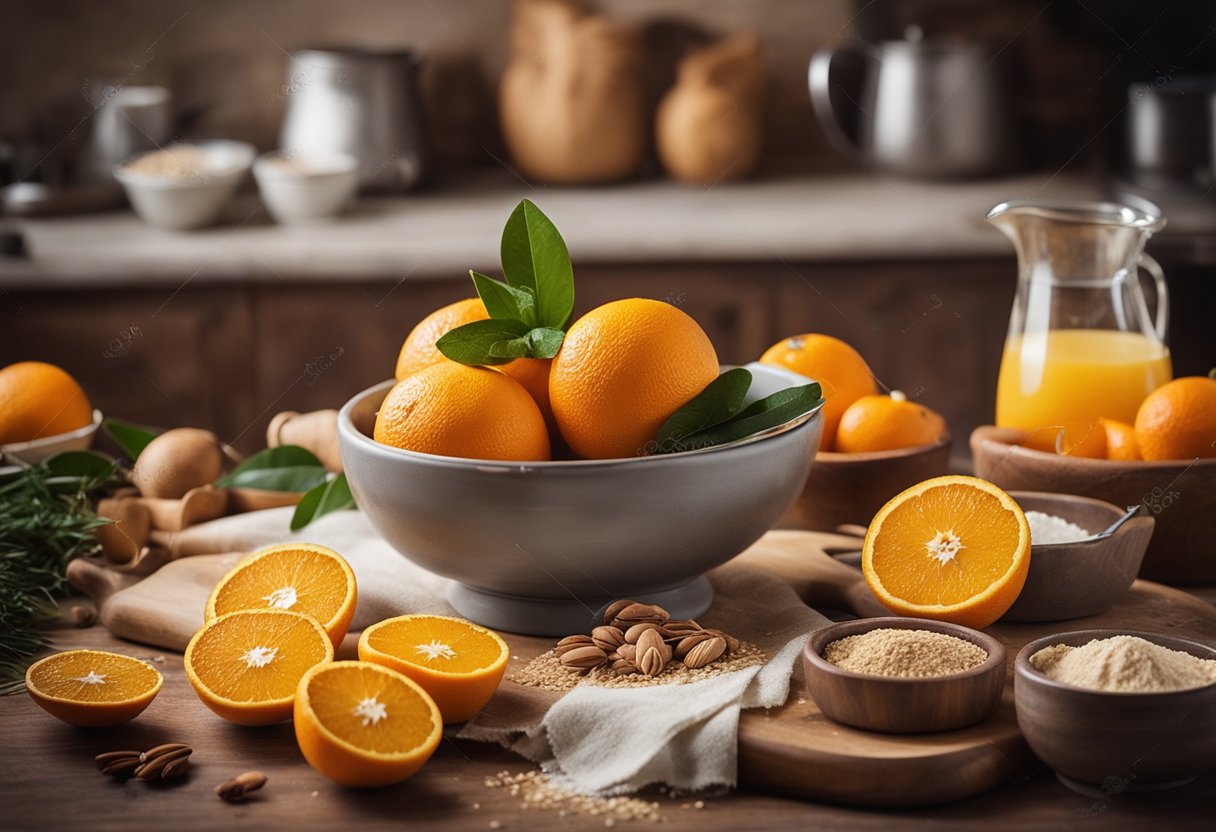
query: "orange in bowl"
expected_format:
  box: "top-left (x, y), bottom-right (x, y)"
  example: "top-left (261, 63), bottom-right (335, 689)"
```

top-left (185, 609), bottom-right (334, 725)
top-left (1134, 376), bottom-right (1216, 461)
top-left (375, 362), bottom-right (550, 462)
top-left (26, 649), bottom-right (162, 727)
top-left (1099, 418), bottom-right (1140, 461)
top-left (0, 361), bottom-right (94, 445)
top-left (295, 660), bottom-right (443, 788)
top-left (358, 614), bottom-right (509, 724)
top-left (759, 334), bottom-right (877, 450)
top-left (862, 475), bottom-right (1031, 629)
top-left (834, 391), bottom-right (948, 453)
top-left (205, 543), bottom-right (357, 648)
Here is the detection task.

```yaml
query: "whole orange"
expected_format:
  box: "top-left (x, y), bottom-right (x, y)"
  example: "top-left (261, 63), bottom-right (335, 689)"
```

top-left (549, 298), bottom-right (719, 459)
top-left (834, 391), bottom-right (948, 453)
top-left (1134, 376), bottom-right (1216, 461)
top-left (759, 334), bottom-right (877, 450)
top-left (394, 297), bottom-right (554, 426)
top-left (374, 362), bottom-right (550, 461)
top-left (1099, 418), bottom-right (1140, 461)
top-left (394, 298), bottom-right (488, 380)
top-left (499, 358), bottom-right (555, 431)
top-left (0, 361), bottom-right (93, 445)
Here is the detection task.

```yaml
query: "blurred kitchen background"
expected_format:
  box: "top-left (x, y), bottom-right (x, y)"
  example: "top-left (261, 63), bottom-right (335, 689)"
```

top-left (2, 0), bottom-right (1214, 454)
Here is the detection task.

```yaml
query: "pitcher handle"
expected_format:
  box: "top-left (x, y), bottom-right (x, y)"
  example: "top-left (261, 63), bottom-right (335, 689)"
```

top-left (808, 43), bottom-right (871, 164)
top-left (1138, 253), bottom-right (1169, 341)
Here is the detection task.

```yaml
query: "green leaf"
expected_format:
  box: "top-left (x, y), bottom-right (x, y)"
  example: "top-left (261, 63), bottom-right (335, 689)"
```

top-left (291, 473), bottom-right (356, 531)
top-left (654, 369), bottom-right (752, 450)
top-left (471, 270), bottom-right (537, 327)
top-left (436, 318), bottom-right (532, 366)
top-left (665, 383), bottom-right (824, 453)
top-left (215, 445), bottom-right (326, 492)
top-left (524, 327), bottom-right (565, 359)
top-left (500, 199), bottom-right (575, 329)
top-left (42, 451), bottom-right (118, 484)
top-left (104, 418), bottom-right (158, 461)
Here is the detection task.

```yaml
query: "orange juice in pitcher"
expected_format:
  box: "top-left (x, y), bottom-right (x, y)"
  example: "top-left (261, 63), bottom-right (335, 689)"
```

top-left (989, 201), bottom-right (1171, 451)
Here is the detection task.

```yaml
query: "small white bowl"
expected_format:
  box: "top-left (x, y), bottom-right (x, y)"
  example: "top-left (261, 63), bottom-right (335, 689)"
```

top-left (252, 151), bottom-right (359, 224)
top-left (0, 409), bottom-right (103, 464)
top-left (114, 140), bottom-right (255, 231)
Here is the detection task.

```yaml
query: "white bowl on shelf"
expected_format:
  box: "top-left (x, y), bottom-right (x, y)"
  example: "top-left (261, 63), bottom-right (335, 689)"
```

top-left (0, 409), bottom-right (103, 464)
top-left (252, 150), bottom-right (359, 224)
top-left (114, 140), bottom-right (255, 231)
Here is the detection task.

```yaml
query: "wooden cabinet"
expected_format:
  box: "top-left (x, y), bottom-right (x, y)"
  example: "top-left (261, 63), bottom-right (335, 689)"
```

top-left (1, 260), bottom-right (1018, 454)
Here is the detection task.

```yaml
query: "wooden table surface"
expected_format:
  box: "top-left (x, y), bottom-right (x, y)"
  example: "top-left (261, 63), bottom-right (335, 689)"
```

top-left (3, 624), bottom-right (1212, 832)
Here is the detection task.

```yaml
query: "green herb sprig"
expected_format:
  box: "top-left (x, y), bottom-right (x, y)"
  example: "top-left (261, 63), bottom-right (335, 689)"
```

top-left (0, 451), bottom-right (120, 684)
top-left (437, 199), bottom-right (574, 364)
top-left (650, 369), bottom-right (824, 454)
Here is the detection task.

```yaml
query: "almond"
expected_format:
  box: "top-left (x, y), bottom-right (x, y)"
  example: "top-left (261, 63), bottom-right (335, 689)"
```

top-left (703, 629), bottom-right (740, 654)
top-left (555, 635), bottom-right (595, 656)
top-left (611, 602), bottom-right (670, 628)
top-left (559, 645), bottom-right (608, 671)
top-left (610, 657), bottom-right (638, 677)
top-left (624, 622), bottom-right (661, 644)
top-left (638, 646), bottom-right (665, 677)
top-left (674, 632), bottom-right (713, 659)
top-left (591, 626), bottom-right (625, 652)
top-left (635, 627), bottom-right (666, 657)
top-left (683, 636), bottom-right (727, 669)
top-left (616, 643), bottom-right (637, 663)
top-left (602, 599), bottom-right (636, 625)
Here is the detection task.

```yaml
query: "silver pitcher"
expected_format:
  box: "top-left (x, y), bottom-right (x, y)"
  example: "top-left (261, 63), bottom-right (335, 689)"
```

top-left (280, 48), bottom-right (429, 191)
top-left (808, 34), bottom-right (1015, 178)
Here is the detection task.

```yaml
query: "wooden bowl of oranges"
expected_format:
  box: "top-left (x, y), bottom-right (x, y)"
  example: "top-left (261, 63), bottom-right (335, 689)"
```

top-left (761, 335), bottom-right (952, 532)
top-left (971, 375), bottom-right (1216, 585)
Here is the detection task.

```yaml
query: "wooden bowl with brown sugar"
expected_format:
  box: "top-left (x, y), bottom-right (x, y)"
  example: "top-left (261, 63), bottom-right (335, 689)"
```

top-left (971, 426), bottom-right (1216, 585)
top-left (1015, 629), bottom-right (1216, 791)
top-left (782, 436), bottom-right (952, 531)
top-left (803, 617), bottom-right (1006, 734)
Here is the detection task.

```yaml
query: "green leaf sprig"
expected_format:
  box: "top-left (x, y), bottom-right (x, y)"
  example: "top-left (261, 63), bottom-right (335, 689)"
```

top-left (214, 446), bottom-right (329, 493)
top-left (650, 370), bottom-right (824, 455)
top-left (0, 451), bottom-right (121, 684)
top-left (291, 473), bottom-right (356, 531)
top-left (103, 418), bottom-right (158, 462)
top-left (437, 199), bottom-right (574, 365)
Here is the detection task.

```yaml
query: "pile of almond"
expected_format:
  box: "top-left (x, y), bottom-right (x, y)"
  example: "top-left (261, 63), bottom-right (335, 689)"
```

top-left (555, 600), bottom-right (740, 678)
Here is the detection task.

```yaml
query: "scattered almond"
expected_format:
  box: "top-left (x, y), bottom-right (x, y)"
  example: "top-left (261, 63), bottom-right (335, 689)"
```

top-left (683, 637), bottom-right (727, 670)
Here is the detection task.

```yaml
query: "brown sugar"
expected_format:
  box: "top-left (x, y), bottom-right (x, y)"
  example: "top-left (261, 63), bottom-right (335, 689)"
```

top-left (1030, 635), bottom-right (1216, 693)
top-left (823, 628), bottom-right (988, 678)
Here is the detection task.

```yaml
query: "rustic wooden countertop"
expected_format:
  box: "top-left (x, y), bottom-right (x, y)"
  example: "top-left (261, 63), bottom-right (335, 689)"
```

top-left (2, 624), bottom-right (1211, 832)
top-left (0, 171), bottom-right (1104, 289)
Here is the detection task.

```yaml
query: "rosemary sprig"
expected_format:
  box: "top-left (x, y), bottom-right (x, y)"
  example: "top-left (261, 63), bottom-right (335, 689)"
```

top-left (0, 454), bottom-right (117, 684)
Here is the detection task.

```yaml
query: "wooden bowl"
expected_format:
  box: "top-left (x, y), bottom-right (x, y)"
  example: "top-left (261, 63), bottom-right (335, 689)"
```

top-left (782, 436), bottom-right (952, 531)
top-left (972, 426), bottom-right (1216, 585)
top-left (1002, 491), bottom-right (1154, 623)
top-left (1015, 629), bottom-right (1216, 791)
top-left (803, 617), bottom-right (1005, 734)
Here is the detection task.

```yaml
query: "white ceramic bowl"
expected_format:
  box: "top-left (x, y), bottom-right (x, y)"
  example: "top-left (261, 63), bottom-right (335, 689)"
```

top-left (114, 140), bottom-right (255, 231)
top-left (0, 409), bottom-right (103, 464)
top-left (252, 151), bottom-right (359, 224)
top-left (338, 364), bottom-right (824, 635)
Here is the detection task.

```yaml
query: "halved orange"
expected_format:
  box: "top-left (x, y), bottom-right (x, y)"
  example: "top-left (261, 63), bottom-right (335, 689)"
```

top-left (862, 475), bottom-right (1031, 629)
top-left (295, 660), bottom-right (442, 788)
top-left (358, 615), bottom-right (509, 724)
top-left (205, 543), bottom-right (357, 648)
top-left (185, 609), bottom-right (334, 725)
top-left (26, 649), bottom-right (162, 727)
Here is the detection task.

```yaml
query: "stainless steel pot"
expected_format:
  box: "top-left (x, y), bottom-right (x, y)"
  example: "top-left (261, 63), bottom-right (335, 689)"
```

top-left (280, 48), bottom-right (429, 191)
top-left (808, 35), bottom-right (1016, 178)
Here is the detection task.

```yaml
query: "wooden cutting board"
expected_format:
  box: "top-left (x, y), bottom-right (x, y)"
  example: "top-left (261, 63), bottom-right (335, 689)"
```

top-left (67, 530), bottom-right (1216, 808)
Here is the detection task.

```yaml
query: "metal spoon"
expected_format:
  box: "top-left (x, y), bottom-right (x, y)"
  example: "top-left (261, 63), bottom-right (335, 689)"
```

top-left (1084, 503), bottom-right (1145, 543)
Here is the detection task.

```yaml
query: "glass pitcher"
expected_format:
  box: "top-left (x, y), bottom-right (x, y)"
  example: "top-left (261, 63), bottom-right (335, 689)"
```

top-left (989, 200), bottom-right (1171, 445)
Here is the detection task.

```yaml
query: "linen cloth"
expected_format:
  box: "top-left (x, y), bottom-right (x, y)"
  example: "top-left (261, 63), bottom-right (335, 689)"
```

top-left (129, 507), bottom-right (831, 793)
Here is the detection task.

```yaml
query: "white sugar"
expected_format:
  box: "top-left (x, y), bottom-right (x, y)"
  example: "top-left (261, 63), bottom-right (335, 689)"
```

top-left (1026, 510), bottom-right (1093, 545)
